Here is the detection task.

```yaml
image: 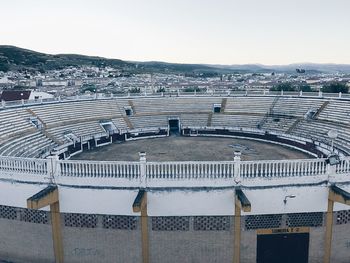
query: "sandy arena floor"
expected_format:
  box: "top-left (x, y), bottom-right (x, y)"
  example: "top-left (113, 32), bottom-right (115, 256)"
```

top-left (71, 136), bottom-right (312, 161)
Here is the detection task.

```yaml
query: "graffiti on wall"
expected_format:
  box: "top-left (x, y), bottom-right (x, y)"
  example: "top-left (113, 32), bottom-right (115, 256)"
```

top-left (71, 248), bottom-right (105, 257)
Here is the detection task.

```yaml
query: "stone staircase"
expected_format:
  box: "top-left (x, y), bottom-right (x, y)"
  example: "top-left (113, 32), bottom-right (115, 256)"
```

top-left (26, 108), bottom-right (47, 129)
top-left (128, 100), bottom-right (136, 114)
top-left (220, 98), bottom-right (227, 113)
top-left (207, 112), bottom-right (213, 126)
top-left (314, 101), bottom-right (330, 118)
top-left (123, 116), bottom-right (134, 129)
top-left (286, 118), bottom-right (301, 134)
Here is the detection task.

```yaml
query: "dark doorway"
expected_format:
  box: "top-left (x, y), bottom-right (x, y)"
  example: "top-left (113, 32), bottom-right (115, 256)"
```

top-left (213, 106), bottom-right (221, 113)
top-left (168, 119), bottom-right (179, 135)
top-left (257, 233), bottom-right (309, 263)
top-left (125, 108), bottom-right (132, 116)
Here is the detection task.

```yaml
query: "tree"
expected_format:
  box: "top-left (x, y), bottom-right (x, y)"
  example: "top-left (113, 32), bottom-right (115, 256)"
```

top-left (129, 87), bottom-right (140, 93)
top-left (298, 84), bottom-right (312, 92)
top-left (270, 83), bottom-right (295, 91)
top-left (157, 87), bottom-right (165, 93)
top-left (322, 82), bottom-right (349, 93)
top-left (183, 87), bottom-right (202, 92)
top-left (81, 84), bottom-right (96, 93)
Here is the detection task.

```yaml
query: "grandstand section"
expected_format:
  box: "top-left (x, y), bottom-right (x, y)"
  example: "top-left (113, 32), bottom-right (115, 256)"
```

top-left (0, 93), bottom-right (349, 263)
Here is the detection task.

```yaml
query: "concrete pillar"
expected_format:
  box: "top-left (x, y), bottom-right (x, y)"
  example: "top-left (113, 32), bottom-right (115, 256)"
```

top-left (234, 194), bottom-right (241, 263)
top-left (300, 90), bottom-right (303, 96)
top-left (47, 155), bottom-right (60, 184)
top-left (50, 201), bottom-right (64, 263)
top-left (141, 194), bottom-right (148, 263)
top-left (326, 163), bottom-right (336, 182)
top-left (139, 152), bottom-right (147, 188)
top-left (319, 90), bottom-right (323, 97)
top-left (339, 92), bottom-right (342, 98)
top-left (233, 151), bottom-right (241, 183)
top-left (1, 100), bottom-right (5, 108)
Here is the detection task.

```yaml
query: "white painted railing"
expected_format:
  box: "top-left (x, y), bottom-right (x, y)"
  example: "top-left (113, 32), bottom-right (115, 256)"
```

top-left (2, 91), bottom-right (350, 110)
top-left (0, 156), bottom-right (350, 183)
top-left (0, 157), bottom-right (47, 175)
top-left (240, 158), bottom-right (328, 178)
top-left (59, 160), bottom-right (140, 178)
top-left (336, 157), bottom-right (350, 174)
top-left (146, 161), bottom-right (235, 179)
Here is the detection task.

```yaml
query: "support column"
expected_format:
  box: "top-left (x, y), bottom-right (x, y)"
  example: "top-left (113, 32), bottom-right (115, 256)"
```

top-left (141, 195), bottom-right (148, 263)
top-left (50, 202), bottom-right (64, 263)
top-left (27, 185), bottom-right (63, 263)
top-left (133, 190), bottom-right (148, 263)
top-left (324, 184), bottom-right (350, 263)
top-left (233, 188), bottom-right (251, 263)
top-left (324, 191), bottom-right (334, 263)
top-left (234, 195), bottom-right (241, 263)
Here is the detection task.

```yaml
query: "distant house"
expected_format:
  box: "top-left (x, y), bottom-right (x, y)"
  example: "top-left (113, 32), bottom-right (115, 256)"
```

top-left (0, 90), bottom-right (54, 102)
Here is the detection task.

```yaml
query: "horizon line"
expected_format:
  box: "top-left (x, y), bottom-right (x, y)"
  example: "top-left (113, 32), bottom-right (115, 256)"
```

top-left (2, 45), bottom-right (350, 67)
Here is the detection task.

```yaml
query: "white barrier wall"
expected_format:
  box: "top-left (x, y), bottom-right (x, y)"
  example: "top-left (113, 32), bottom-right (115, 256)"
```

top-left (0, 155), bottom-right (349, 215)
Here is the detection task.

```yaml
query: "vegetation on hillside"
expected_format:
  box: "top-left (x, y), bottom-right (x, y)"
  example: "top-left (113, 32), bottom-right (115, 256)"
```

top-left (322, 82), bottom-right (348, 93)
top-left (0, 45), bottom-right (229, 75)
top-left (270, 83), bottom-right (312, 92)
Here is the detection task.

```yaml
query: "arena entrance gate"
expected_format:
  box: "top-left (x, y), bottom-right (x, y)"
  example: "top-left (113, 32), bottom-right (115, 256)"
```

top-left (256, 227), bottom-right (309, 263)
top-left (168, 117), bottom-right (180, 135)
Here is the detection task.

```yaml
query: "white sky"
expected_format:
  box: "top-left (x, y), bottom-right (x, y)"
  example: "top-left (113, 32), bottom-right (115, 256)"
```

top-left (0, 0), bottom-right (349, 65)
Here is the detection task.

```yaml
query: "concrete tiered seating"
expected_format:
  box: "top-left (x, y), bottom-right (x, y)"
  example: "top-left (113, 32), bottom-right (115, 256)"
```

top-left (30, 100), bottom-right (125, 126)
top-left (261, 117), bottom-right (298, 133)
top-left (224, 97), bottom-right (273, 114)
top-left (273, 97), bottom-right (325, 117)
top-left (0, 109), bottom-right (34, 139)
top-left (130, 97), bottom-right (220, 114)
top-left (0, 96), bottom-right (349, 157)
top-left (111, 117), bottom-right (128, 130)
top-left (129, 115), bottom-right (168, 129)
top-left (46, 122), bottom-right (106, 144)
top-left (181, 114), bottom-right (209, 127)
top-left (291, 120), bottom-right (350, 153)
top-left (318, 100), bottom-right (350, 125)
top-left (211, 114), bottom-right (261, 128)
top-left (0, 132), bottom-right (57, 158)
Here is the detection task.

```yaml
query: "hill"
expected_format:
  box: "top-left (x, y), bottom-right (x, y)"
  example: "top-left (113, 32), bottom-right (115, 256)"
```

top-left (1, 45), bottom-right (350, 74)
top-left (0, 46), bottom-right (229, 74)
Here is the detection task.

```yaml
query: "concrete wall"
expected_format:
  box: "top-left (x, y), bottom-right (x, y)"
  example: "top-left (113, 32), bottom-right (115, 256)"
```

top-left (149, 221), bottom-right (234, 263)
top-left (331, 224), bottom-right (350, 263)
top-left (0, 213), bottom-right (349, 263)
top-left (241, 230), bottom-right (256, 263)
top-left (62, 227), bottom-right (141, 263)
top-left (0, 219), bottom-right (54, 263)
